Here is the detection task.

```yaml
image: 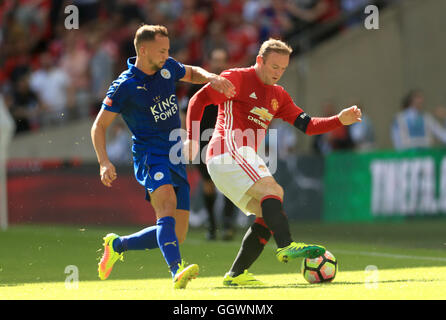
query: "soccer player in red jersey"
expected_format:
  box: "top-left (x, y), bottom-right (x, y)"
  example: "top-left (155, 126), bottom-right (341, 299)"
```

top-left (184, 39), bottom-right (362, 286)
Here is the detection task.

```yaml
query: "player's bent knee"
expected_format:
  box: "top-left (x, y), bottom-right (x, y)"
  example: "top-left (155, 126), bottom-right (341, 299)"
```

top-left (151, 185), bottom-right (177, 214)
top-left (262, 183), bottom-right (284, 201)
top-left (249, 177), bottom-right (284, 201)
top-left (153, 197), bottom-right (177, 218)
top-left (275, 184), bottom-right (284, 198)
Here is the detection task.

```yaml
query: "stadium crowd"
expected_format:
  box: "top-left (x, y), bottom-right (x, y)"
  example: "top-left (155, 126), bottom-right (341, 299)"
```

top-left (1, 0), bottom-right (395, 148)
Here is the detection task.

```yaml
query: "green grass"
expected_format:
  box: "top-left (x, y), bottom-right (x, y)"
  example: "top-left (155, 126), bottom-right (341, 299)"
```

top-left (1, 220), bottom-right (446, 299)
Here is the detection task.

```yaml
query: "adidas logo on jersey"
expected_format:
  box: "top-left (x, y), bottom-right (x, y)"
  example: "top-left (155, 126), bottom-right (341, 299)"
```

top-left (249, 92), bottom-right (257, 99)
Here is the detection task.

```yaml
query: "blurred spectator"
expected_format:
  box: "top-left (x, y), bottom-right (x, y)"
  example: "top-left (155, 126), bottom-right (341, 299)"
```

top-left (391, 90), bottom-right (446, 150)
top-left (29, 52), bottom-right (73, 127)
top-left (60, 31), bottom-right (91, 120)
top-left (243, 0), bottom-right (264, 24)
top-left (223, 9), bottom-right (259, 67)
top-left (88, 26), bottom-right (118, 115)
top-left (313, 101), bottom-right (354, 155)
top-left (349, 102), bottom-right (375, 151)
top-left (0, 11), bottom-right (34, 86)
top-left (13, 0), bottom-right (48, 36)
top-left (4, 74), bottom-right (41, 135)
top-left (74, 0), bottom-right (101, 26)
top-left (257, 0), bottom-right (294, 43)
top-left (202, 20), bottom-right (228, 61)
top-left (171, 0), bottom-right (210, 65)
top-left (106, 120), bottom-right (132, 165)
top-left (0, 0), bottom-right (394, 136)
top-left (285, 0), bottom-right (340, 37)
top-left (434, 105), bottom-right (446, 125)
top-left (0, 93), bottom-right (16, 149)
top-left (340, 0), bottom-right (372, 27)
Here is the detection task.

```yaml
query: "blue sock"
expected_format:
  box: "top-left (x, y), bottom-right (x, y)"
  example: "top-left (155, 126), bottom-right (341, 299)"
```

top-left (112, 226), bottom-right (159, 253)
top-left (156, 216), bottom-right (182, 278)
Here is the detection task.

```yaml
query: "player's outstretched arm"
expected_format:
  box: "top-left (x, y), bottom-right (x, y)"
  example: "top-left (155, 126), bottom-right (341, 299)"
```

top-left (181, 65), bottom-right (236, 99)
top-left (91, 108), bottom-right (118, 187)
top-left (292, 105), bottom-right (362, 136)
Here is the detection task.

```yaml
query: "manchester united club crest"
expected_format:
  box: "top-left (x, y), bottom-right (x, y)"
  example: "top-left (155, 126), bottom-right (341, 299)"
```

top-left (271, 98), bottom-right (279, 111)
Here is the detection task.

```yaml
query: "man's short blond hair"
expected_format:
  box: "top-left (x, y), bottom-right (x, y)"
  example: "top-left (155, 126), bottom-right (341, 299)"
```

top-left (134, 25), bottom-right (169, 53)
top-left (258, 38), bottom-right (293, 60)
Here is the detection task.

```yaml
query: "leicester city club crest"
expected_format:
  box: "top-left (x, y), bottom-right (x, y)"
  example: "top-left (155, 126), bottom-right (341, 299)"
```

top-left (160, 69), bottom-right (171, 79)
top-left (154, 172), bottom-right (165, 181)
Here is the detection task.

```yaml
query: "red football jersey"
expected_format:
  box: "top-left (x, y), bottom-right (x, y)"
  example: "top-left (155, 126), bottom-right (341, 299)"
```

top-left (187, 67), bottom-right (303, 160)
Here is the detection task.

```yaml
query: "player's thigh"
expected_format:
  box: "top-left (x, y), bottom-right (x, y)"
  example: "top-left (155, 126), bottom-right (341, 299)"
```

top-left (149, 184), bottom-right (177, 219)
top-left (246, 176), bottom-right (284, 202)
top-left (174, 209), bottom-right (189, 244)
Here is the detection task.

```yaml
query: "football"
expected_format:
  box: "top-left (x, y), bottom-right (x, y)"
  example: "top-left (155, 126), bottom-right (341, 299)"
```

top-left (302, 250), bottom-right (338, 283)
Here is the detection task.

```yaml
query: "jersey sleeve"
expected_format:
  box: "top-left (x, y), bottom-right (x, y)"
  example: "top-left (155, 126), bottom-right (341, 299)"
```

top-left (167, 57), bottom-right (186, 82)
top-left (275, 88), bottom-right (304, 125)
top-left (102, 78), bottom-right (128, 113)
top-left (275, 87), bottom-right (343, 135)
top-left (305, 116), bottom-right (343, 135)
top-left (203, 69), bottom-right (242, 103)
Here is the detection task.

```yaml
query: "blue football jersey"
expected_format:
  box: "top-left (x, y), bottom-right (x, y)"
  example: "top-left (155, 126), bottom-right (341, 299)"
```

top-left (102, 56), bottom-right (186, 155)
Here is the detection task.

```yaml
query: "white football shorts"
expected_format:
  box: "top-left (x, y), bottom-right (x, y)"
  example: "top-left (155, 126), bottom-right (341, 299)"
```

top-left (206, 146), bottom-right (272, 215)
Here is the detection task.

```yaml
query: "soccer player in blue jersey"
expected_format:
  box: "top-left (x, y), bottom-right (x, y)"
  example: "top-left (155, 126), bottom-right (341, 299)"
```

top-left (91, 25), bottom-right (235, 289)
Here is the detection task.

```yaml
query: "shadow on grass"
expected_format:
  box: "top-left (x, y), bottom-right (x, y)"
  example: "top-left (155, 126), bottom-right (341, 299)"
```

top-left (212, 278), bottom-right (441, 290)
top-left (0, 276), bottom-right (441, 289)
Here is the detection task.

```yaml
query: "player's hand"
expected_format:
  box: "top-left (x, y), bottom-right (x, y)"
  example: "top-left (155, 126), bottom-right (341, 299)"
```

top-left (209, 75), bottom-right (236, 99)
top-left (99, 161), bottom-right (117, 187)
top-left (338, 105), bottom-right (362, 126)
top-left (183, 139), bottom-right (200, 162)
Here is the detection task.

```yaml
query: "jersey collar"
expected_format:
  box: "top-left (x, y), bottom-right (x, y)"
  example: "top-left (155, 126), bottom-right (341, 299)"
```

top-left (127, 57), bottom-right (154, 81)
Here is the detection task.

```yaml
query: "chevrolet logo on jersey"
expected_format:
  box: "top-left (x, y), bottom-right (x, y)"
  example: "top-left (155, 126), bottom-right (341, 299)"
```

top-left (250, 107), bottom-right (273, 122)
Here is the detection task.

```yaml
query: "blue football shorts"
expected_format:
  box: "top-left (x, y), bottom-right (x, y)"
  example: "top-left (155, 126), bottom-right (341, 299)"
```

top-left (133, 153), bottom-right (190, 211)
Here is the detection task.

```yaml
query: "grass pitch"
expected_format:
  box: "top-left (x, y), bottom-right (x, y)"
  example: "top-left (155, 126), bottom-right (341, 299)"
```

top-left (1, 220), bottom-right (446, 300)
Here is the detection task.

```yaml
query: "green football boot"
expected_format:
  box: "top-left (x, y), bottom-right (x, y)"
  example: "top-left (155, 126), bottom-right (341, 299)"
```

top-left (276, 242), bottom-right (326, 263)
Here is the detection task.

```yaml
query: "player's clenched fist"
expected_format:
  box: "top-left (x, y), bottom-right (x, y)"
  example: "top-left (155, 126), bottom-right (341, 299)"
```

top-left (100, 161), bottom-right (117, 187)
top-left (338, 105), bottom-right (362, 126)
top-left (183, 139), bottom-right (199, 162)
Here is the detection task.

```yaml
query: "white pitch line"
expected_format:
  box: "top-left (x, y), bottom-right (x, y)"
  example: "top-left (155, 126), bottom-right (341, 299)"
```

top-left (187, 239), bottom-right (446, 262)
top-left (335, 249), bottom-right (446, 262)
